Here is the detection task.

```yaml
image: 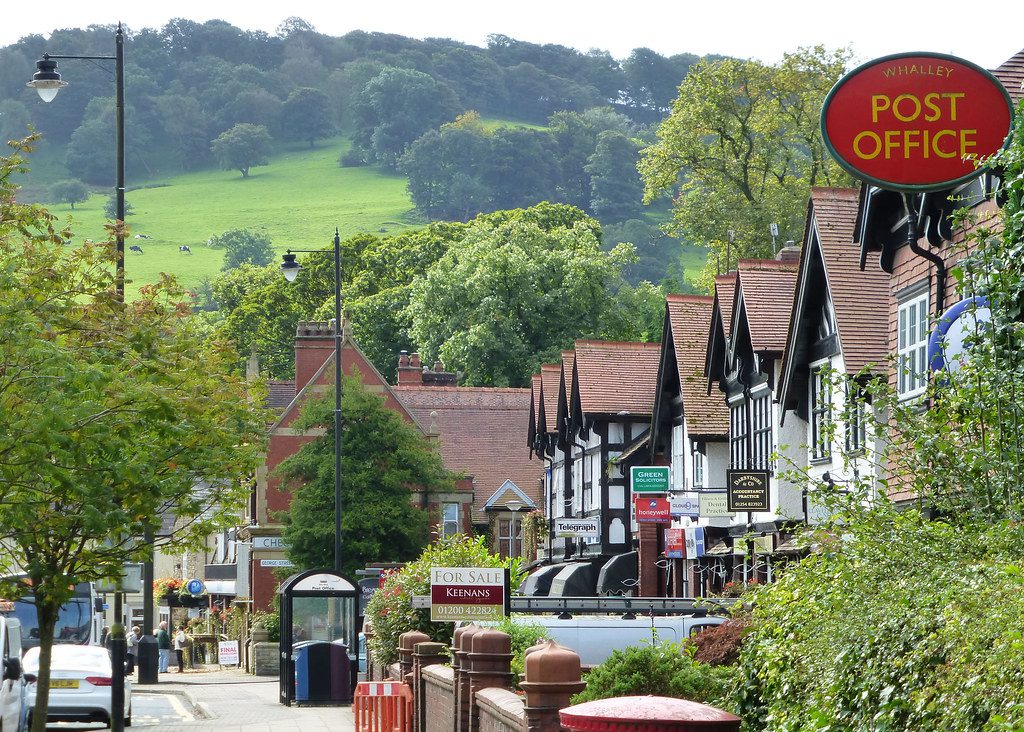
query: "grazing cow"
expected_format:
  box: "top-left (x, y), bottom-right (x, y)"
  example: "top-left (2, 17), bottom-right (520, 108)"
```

top-left (179, 245), bottom-right (191, 254)
top-left (129, 244), bottom-right (143, 254)
top-left (134, 233), bottom-right (152, 240)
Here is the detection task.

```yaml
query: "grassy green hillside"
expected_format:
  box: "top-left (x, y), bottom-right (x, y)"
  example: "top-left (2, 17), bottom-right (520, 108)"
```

top-left (31, 136), bottom-right (421, 297)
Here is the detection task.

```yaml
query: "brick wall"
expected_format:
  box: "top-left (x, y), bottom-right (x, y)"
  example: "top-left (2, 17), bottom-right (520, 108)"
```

top-left (476, 688), bottom-right (525, 732)
top-left (423, 665), bottom-right (456, 732)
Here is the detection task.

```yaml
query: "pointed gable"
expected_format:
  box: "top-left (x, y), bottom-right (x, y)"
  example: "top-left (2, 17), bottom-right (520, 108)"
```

top-left (573, 340), bottom-right (661, 417)
top-left (540, 363), bottom-right (562, 437)
top-left (706, 272), bottom-right (738, 393)
top-left (483, 479), bottom-right (537, 511)
top-left (666, 295), bottom-right (729, 438)
top-left (779, 187), bottom-right (891, 413)
top-left (734, 259), bottom-right (800, 354)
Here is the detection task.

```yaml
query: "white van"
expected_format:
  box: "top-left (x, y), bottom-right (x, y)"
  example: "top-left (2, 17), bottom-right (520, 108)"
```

top-left (498, 613), bottom-right (725, 667)
top-left (0, 615), bottom-right (25, 732)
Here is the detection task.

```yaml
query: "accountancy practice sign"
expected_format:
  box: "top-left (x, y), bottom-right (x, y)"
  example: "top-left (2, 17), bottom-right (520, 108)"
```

top-left (821, 52), bottom-right (1013, 192)
top-left (430, 567), bottom-right (508, 622)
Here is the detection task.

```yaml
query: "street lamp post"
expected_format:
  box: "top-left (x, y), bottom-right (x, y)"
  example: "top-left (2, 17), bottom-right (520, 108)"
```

top-left (281, 229), bottom-right (344, 572)
top-left (28, 25), bottom-right (149, 720)
top-left (27, 23), bottom-right (126, 301)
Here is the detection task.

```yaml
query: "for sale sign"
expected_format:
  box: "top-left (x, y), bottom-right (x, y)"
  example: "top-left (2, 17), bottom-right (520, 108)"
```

top-left (665, 528), bottom-right (685, 559)
top-left (429, 567), bottom-right (506, 622)
top-left (821, 52), bottom-right (1013, 192)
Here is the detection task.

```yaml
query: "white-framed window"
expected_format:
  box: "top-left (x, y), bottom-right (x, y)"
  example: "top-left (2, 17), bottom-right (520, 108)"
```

top-left (730, 401), bottom-right (748, 469)
top-left (897, 291), bottom-right (930, 398)
top-left (692, 444), bottom-right (705, 488)
top-left (498, 517), bottom-right (522, 559)
top-left (845, 384), bottom-right (867, 454)
top-left (810, 366), bottom-right (832, 461)
top-left (442, 503), bottom-right (460, 538)
top-left (671, 424), bottom-right (685, 489)
top-left (751, 393), bottom-right (772, 470)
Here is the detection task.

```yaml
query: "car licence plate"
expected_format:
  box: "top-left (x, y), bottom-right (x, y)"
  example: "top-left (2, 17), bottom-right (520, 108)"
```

top-left (51, 679), bottom-right (79, 689)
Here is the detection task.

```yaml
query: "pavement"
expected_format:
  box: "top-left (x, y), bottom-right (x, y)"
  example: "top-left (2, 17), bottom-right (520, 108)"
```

top-left (136, 666), bottom-right (356, 731)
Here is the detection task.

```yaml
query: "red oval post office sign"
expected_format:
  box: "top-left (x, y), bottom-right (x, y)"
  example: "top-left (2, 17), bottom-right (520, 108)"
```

top-left (821, 52), bottom-right (1014, 191)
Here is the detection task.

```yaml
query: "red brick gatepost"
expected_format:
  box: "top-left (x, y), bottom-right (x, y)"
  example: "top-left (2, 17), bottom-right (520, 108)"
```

top-left (560, 696), bottom-right (741, 732)
top-left (413, 641), bottom-right (448, 732)
top-left (519, 641), bottom-right (585, 732)
top-left (400, 630), bottom-right (430, 683)
top-left (454, 624), bottom-right (482, 732)
top-left (467, 628), bottom-right (514, 732)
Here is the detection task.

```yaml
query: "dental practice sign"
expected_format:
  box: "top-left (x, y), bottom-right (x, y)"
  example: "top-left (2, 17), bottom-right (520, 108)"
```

top-left (821, 52), bottom-right (1013, 192)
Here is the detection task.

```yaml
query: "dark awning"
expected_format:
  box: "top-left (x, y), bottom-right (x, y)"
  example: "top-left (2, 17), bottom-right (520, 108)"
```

top-left (518, 564), bottom-right (563, 596)
top-left (548, 563), bottom-right (598, 597)
top-left (596, 551), bottom-right (637, 595)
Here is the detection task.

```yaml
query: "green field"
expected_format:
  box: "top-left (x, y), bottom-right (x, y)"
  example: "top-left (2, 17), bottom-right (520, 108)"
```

top-left (30, 136), bottom-right (422, 297)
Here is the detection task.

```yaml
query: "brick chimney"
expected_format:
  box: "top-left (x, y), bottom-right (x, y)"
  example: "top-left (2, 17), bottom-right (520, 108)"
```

top-left (295, 320), bottom-right (337, 392)
top-left (397, 351), bottom-right (424, 385)
top-left (777, 242), bottom-right (801, 263)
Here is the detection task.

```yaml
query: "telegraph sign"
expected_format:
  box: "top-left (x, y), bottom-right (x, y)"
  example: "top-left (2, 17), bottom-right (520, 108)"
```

top-left (821, 52), bottom-right (1013, 192)
top-left (553, 518), bottom-right (601, 539)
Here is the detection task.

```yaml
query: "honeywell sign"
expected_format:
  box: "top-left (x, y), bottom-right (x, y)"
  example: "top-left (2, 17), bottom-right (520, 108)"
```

top-left (821, 52), bottom-right (1013, 191)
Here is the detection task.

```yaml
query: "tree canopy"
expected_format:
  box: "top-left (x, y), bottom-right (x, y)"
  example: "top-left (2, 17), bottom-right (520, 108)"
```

top-left (211, 123), bottom-right (273, 178)
top-left (639, 46), bottom-right (853, 284)
top-left (0, 142), bottom-right (266, 728)
top-left (208, 228), bottom-right (276, 270)
top-left (278, 375), bottom-right (444, 576)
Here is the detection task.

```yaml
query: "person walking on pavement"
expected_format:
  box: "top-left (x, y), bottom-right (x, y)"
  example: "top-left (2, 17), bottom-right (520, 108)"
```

top-left (126, 625), bottom-right (140, 674)
top-left (174, 623), bottom-right (188, 673)
top-left (156, 621), bottom-right (171, 673)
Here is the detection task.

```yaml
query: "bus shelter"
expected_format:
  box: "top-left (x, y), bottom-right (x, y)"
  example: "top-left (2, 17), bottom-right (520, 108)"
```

top-left (278, 569), bottom-right (358, 706)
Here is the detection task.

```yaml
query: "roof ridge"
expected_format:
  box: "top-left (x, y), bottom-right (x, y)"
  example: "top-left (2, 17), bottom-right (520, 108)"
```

top-left (666, 294), bottom-right (714, 304)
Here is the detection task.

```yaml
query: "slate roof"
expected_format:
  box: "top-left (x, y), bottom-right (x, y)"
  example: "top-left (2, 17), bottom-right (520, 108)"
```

top-left (666, 295), bottom-right (729, 438)
top-left (267, 380), bottom-right (296, 410)
top-left (735, 259), bottom-right (800, 353)
top-left (393, 386), bottom-right (543, 523)
top-left (573, 340), bottom-right (662, 416)
top-left (993, 48), bottom-right (1024, 103)
top-left (813, 187), bottom-right (890, 375)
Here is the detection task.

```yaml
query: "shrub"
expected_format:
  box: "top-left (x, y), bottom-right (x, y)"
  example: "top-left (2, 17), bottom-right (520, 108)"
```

top-left (339, 148), bottom-right (366, 167)
top-left (495, 618), bottom-right (548, 686)
top-left (365, 535), bottom-right (524, 667)
top-left (571, 638), bottom-right (738, 709)
top-left (687, 616), bottom-right (749, 666)
top-left (251, 609), bottom-right (280, 642)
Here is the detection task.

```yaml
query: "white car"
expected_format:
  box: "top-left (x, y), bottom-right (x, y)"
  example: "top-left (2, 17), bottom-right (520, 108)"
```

top-left (22, 645), bottom-right (131, 727)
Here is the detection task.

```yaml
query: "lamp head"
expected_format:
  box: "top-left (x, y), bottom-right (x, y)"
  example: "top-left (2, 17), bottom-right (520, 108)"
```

top-left (27, 57), bottom-right (67, 102)
top-left (280, 252), bottom-right (301, 282)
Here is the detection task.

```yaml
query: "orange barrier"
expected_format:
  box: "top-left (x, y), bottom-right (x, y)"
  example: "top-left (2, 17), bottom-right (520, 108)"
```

top-left (354, 681), bottom-right (414, 732)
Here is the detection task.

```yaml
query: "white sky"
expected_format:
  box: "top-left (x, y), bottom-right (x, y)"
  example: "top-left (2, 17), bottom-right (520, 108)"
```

top-left (1, 0), bottom-right (1021, 70)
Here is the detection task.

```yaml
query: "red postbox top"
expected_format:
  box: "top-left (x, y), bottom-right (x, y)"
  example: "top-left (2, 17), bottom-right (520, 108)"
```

top-left (560, 696), bottom-right (741, 732)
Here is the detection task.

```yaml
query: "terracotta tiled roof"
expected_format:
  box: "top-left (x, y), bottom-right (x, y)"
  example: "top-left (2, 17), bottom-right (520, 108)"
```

top-left (812, 187), bottom-right (890, 374)
top-left (267, 380), bottom-right (295, 410)
top-left (666, 296), bottom-right (729, 437)
top-left (530, 373), bottom-right (542, 438)
top-left (393, 386), bottom-right (543, 522)
top-left (540, 364), bottom-right (562, 435)
top-left (993, 49), bottom-right (1024, 103)
top-left (715, 274), bottom-right (737, 336)
top-left (736, 259), bottom-right (799, 353)
top-left (573, 340), bottom-right (661, 416)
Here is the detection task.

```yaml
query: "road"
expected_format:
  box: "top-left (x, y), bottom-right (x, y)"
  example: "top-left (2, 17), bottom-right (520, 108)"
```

top-left (42, 691), bottom-right (200, 729)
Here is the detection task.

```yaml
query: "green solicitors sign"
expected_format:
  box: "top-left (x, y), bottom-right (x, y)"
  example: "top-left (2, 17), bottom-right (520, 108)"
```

top-left (631, 466), bottom-right (670, 494)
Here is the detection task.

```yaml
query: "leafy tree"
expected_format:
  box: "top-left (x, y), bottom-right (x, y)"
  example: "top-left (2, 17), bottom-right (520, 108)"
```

top-left (407, 206), bottom-right (635, 386)
top-left (639, 46), bottom-right (853, 286)
top-left (48, 179), bottom-right (89, 210)
top-left (217, 88), bottom-right (283, 134)
top-left (278, 375), bottom-right (443, 575)
top-left (549, 108), bottom-right (632, 211)
top-left (621, 48), bottom-right (697, 122)
top-left (603, 218), bottom-right (687, 286)
top-left (155, 94), bottom-right (212, 169)
top-left (0, 143), bottom-right (266, 732)
top-left (211, 122), bottom-right (273, 178)
top-left (401, 116), bottom-right (492, 220)
top-left (484, 127), bottom-right (560, 211)
top-left (280, 87), bottom-right (333, 147)
top-left (431, 47), bottom-right (508, 113)
top-left (586, 130), bottom-right (644, 223)
top-left (103, 194), bottom-right (134, 219)
top-left (352, 66), bottom-right (461, 169)
top-left (0, 99), bottom-right (30, 143)
top-left (208, 228), bottom-right (275, 270)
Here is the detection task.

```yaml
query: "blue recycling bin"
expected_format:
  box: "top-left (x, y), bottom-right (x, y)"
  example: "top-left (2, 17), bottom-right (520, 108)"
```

top-left (292, 641), bottom-right (316, 702)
